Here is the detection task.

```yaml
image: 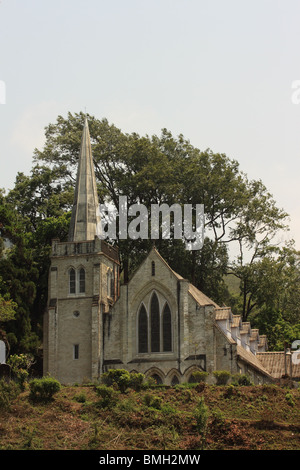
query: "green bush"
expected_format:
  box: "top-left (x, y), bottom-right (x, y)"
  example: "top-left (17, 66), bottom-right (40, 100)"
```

top-left (7, 353), bottom-right (34, 390)
top-left (143, 393), bottom-right (162, 410)
top-left (285, 392), bottom-right (295, 407)
top-left (141, 376), bottom-right (156, 389)
top-left (101, 369), bottom-right (131, 393)
top-left (231, 374), bottom-right (253, 386)
top-left (95, 384), bottom-right (119, 408)
top-left (101, 369), bottom-right (147, 392)
top-left (210, 409), bottom-right (228, 432)
top-left (0, 379), bottom-right (20, 410)
top-left (213, 370), bottom-right (231, 385)
top-left (224, 384), bottom-right (237, 398)
top-left (189, 371), bottom-right (209, 383)
top-left (194, 397), bottom-right (209, 449)
top-left (29, 376), bottom-right (61, 402)
top-left (74, 392), bottom-right (87, 403)
top-left (129, 372), bottom-right (145, 391)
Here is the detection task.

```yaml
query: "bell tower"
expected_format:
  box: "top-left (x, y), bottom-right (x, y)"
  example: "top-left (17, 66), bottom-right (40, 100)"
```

top-left (43, 117), bottom-right (119, 384)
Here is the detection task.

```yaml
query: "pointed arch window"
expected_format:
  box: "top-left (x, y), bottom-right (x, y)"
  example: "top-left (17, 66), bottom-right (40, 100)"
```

top-left (107, 271), bottom-right (111, 297)
top-left (69, 268), bottom-right (76, 294)
top-left (110, 270), bottom-right (115, 299)
top-left (150, 293), bottom-right (160, 352)
top-left (137, 292), bottom-right (173, 354)
top-left (162, 303), bottom-right (172, 352)
top-left (138, 304), bottom-right (148, 353)
top-left (79, 268), bottom-right (85, 293)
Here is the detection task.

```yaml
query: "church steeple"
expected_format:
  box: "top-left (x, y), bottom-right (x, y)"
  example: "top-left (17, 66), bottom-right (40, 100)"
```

top-left (68, 117), bottom-right (101, 242)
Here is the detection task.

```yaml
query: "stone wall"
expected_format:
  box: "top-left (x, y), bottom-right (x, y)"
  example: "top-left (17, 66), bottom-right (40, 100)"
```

top-left (44, 238), bottom-right (119, 384)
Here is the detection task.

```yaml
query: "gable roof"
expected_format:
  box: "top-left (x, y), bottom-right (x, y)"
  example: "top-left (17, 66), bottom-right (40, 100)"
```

top-left (214, 322), bottom-right (273, 378)
top-left (133, 247), bottom-right (276, 379)
top-left (152, 247), bottom-right (219, 307)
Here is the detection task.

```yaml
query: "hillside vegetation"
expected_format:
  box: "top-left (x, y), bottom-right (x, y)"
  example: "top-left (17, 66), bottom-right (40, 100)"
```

top-left (0, 377), bottom-right (299, 451)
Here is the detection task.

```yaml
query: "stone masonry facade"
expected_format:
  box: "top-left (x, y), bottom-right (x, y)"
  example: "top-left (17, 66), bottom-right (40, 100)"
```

top-left (43, 118), bottom-right (299, 386)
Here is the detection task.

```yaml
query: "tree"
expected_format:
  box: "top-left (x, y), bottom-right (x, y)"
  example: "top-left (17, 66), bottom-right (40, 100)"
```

top-left (2, 111), bottom-right (294, 354)
top-left (227, 241), bottom-right (300, 349)
top-left (0, 191), bottom-right (39, 353)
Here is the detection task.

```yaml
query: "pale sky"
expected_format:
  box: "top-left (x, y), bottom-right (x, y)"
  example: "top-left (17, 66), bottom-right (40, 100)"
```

top-left (1, 0), bottom-right (300, 249)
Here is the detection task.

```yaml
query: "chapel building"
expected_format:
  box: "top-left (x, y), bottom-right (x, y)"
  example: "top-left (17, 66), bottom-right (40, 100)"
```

top-left (43, 119), bottom-right (300, 385)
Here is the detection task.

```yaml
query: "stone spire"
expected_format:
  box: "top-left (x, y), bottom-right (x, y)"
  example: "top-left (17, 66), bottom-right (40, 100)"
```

top-left (68, 117), bottom-right (101, 242)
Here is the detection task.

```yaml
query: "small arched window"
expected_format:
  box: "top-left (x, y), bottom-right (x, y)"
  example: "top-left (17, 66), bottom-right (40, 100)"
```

top-left (79, 268), bottom-right (85, 293)
top-left (151, 261), bottom-right (155, 276)
top-left (69, 268), bottom-right (76, 294)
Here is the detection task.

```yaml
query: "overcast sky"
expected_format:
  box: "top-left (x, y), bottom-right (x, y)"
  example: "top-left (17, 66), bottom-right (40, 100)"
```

top-left (1, 0), bottom-right (300, 249)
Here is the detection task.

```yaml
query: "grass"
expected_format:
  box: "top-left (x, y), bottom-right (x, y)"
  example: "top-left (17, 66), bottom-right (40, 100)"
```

top-left (0, 381), bottom-right (299, 450)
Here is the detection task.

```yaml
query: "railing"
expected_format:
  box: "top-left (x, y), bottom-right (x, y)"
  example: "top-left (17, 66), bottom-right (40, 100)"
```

top-left (51, 238), bottom-right (119, 261)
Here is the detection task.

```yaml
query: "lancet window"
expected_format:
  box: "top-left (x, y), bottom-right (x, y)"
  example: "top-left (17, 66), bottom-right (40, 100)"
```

top-left (137, 291), bottom-right (172, 354)
top-left (69, 267), bottom-right (86, 294)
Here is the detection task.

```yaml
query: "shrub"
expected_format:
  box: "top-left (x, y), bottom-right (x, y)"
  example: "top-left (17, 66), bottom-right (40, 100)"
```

top-left (189, 371), bottom-right (209, 383)
top-left (29, 376), bottom-right (61, 402)
top-left (141, 376), bottom-right (157, 389)
top-left (74, 392), bottom-right (87, 403)
top-left (101, 369), bottom-right (147, 392)
top-left (231, 374), bottom-right (253, 386)
top-left (209, 409), bottom-right (229, 433)
top-left (129, 372), bottom-right (145, 391)
top-left (95, 384), bottom-right (119, 408)
top-left (285, 392), bottom-right (295, 407)
top-left (194, 397), bottom-right (209, 449)
top-left (143, 393), bottom-right (162, 410)
top-left (7, 353), bottom-right (34, 390)
top-left (223, 384), bottom-right (241, 398)
top-left (0, 379), bottom-right (20, 410)
top-left (101, 369), bottom-right (131, 393)
top-left (213, 370), bottom-right (231, 385)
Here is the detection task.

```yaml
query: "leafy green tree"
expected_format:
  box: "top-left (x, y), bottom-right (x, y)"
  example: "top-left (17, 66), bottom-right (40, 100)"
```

top-left (0, 192), bottom-right (39, 353)
top-left (2, 111), bottom-right (294, 355)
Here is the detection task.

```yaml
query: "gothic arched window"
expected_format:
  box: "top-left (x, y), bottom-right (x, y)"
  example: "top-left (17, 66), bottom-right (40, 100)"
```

top-left (138, 304), bottom-right (148, 353)
top-left (137, 291), bottom-right (173, 354)
top-left (110, 270), bottom-right (115, 299)
top-left (69, 268), bottom-right (76, 294)
top-left (150, 293), bottom-right (160, 352)
top-left (162, 303), bottom-right (172, 352)
top-left (107, 270), bottom-right (111, 297)
top-left (79, 268), bottom-right (85, 293)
